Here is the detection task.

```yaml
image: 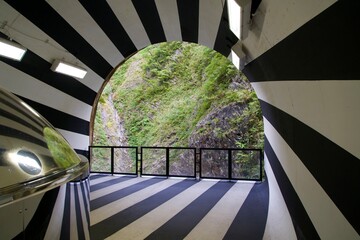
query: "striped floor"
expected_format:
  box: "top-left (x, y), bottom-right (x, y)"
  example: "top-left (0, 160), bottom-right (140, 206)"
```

top-left (89, 174), bottom-right (269, 240)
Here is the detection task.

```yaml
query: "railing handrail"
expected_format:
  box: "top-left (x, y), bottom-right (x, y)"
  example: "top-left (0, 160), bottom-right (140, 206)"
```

top-left (89, 145), bottom-right (262, 150)
top-left (88, 145), bottom-right (263, 181)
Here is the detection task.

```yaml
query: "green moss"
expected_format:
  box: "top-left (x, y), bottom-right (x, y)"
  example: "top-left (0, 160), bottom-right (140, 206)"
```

top-left (43, 127), bottom-right (80, 169)
top-left (94, 41), bottom-right (263, 150)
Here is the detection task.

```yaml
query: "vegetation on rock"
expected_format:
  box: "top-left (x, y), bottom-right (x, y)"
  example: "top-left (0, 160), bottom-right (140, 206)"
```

top-left (92, 41), bottom-right (263, 178)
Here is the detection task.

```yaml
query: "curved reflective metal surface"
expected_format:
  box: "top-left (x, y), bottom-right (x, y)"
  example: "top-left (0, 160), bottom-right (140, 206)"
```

top-left (0, 86), bottom-right (89, 207)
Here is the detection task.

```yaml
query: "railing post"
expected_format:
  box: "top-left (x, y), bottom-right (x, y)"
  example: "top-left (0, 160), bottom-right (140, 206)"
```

top-left (166, 147), bottom-right (169, 177)
top-left (199, 148), bottom-right (202, 179)
top-left (135, 147), bottom-right (138, 176)
top-left (228, 149), bottom-right (232, 180)
top-left (195, 149), bottom-right (199, 180)
top-left (139, 147), bottom-right (143, 177)
top-left (88, 146), bottom-right (91, 164)
top-left (111, 147), bottom-right (114, 175)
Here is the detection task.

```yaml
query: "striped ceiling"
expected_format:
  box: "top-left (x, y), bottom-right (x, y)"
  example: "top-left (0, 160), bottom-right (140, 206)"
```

top-left (0, 0), bottom-right (238, 154)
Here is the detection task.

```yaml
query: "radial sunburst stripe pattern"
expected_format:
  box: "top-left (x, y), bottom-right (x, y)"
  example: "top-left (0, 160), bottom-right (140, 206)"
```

top-left (89, 174), bottom-right (269, 240)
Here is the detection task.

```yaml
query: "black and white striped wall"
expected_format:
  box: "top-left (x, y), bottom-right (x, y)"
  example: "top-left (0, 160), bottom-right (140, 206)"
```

top-left (242, 0), bottom-right (360, 239)
top-left (0, 0), bottom-right (359, 239)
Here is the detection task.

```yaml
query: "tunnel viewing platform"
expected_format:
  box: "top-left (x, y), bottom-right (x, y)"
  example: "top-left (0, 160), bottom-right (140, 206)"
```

top-left (89, 173), bottom-right (269, 240)
top-left (88, 146), bottom-right (266, 239)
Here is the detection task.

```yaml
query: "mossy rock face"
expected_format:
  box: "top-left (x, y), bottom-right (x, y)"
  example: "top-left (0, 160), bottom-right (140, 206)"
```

top-left (189, 102), bottom-right (248, 149)
top-left (93, 42), bottom-right (264, 174)
top-left (43, 127), bottom-right (80, 169)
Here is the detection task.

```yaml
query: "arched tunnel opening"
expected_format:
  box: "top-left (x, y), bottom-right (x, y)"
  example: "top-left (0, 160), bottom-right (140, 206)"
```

top-left (90, 41), bottom-right (264, 181)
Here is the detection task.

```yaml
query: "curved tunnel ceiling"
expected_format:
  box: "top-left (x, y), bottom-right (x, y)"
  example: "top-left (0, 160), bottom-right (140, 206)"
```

top-left (0, 0), bottom-right (238, 154)
top-left (0, 0), bottom-right (360, 239)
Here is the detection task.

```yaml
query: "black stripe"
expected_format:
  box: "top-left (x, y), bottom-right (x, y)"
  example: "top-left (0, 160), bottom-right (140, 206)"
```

top-left (177, 0), bottom-right (199, 43)
top-left (74, 184), bottom-right (85, 240)
top-left (0, 91), bottom-right (47, 129)
top-left (89, 174), bottom-right (109, 181)
top-left (60, 184), bottom-right (71, 240)
top-left (90, 179), bottom-right (197, 240)
top-left (132, 0), bottom-right (166, 44)
top-left (5, 0), bottom-right (113, 79)
top-left (90, 177), bottom-right (164, 211)
top-left (243, 1), bottom-right (360, 82)
top-left (260, 100), bottom-right (360, 235)
top-left (223, 181), bottom-right (269, 240)
top-left (0, 33), bottom-right (96, 106)
top-left (0, 148), bottom-right (6, 166)
top-left (13, 187), bottom-right (60, 240)
top-left (17, 96), bottom-right (89, 136)
top-left (264, 136), bottom-right (320, 239)
top-left (90, 175), bottom-right (135, 192)
top-left (0, 125), bottom-right (47, 148)
top-left (80, 181), bottom-right (91, 231)
top-left (0, 108), bottom-right (43, 136)
top-left (213, 1), bottom-right (238, 57)
top-left (145, 181), bottom-right (234, 240)
top-left (75, 149), bottom-right (89, 158)
top-left (78, 0), bottom-right (137, 58)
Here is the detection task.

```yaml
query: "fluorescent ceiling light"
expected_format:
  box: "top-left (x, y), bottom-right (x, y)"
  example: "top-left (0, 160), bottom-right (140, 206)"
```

top-left (51, 60), bottom-right (87, 79)
top-left (0, 38), bottom-right (27, 61)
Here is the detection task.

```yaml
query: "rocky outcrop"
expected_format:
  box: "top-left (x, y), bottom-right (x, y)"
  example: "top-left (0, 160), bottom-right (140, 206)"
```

top-left (189, 102), bottom-right (248, 149)
top-left (98, 93), bottom-right (133, 172)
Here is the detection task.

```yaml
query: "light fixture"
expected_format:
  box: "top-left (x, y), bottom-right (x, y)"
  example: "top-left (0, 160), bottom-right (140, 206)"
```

top-left (227, 0), bottom-right (252, 40)
top-left (0, 38), bottom-right (27, 61)
top-left (51, 59), bottom-right (87, 79)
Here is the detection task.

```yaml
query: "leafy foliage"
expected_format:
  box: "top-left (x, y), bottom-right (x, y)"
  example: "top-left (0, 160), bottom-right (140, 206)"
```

top-left (92, 42), bottom-right (264, 176)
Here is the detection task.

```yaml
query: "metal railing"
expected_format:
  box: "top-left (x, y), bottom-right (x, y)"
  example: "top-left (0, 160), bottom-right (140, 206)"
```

top-left (200, 148), bottom-right (263, 181)
top-left (140, 147), bottom-right (196, 178)
top-left (89, 146), bottom-right (138, 175)
top-left (88, 146), bottom-right (263, 181)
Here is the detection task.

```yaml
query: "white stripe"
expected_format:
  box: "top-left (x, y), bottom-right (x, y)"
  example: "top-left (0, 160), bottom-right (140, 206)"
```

top-left (57, 128), bottom-right (89, 152)
top-left (252, 80), bottom-right (360, 159)
top-left (262, 155), bottom-right (297, 240)
top-left (47, 0), bottom-right (124, 67)
top-left (242, 0), bottom-right (336, 61)
top-left (154, 0), bottom-right (182, 42)
top-left (264, 117), bottom-right (359, 240)
top-left (0, 62), bottom-right (92, 121)
top-left (90, 178), bottom-right (188, 226)
top-left (0, 1), bottom-right (104, 92)
top-left (90, 176), bottom-right (148, 201)
top-left (90, 175), bottom-right (123, 186)
top-left (107, 180), bottom-right (218, 240)
top-left (184, 182), bottom-right (254, 240)
top-left (107, 0), bottom-right (150, 50)
top-left (198, 0), bottom-right (224, 49)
